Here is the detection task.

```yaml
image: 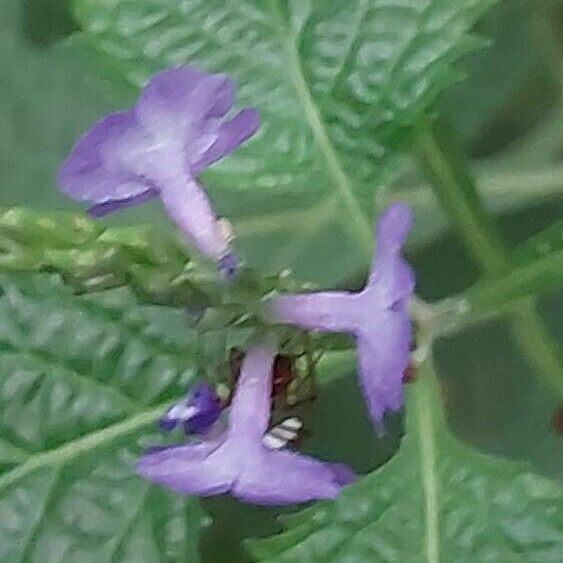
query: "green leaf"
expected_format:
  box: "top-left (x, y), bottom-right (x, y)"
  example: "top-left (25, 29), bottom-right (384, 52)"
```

top-left (73, 0), bottom-right (496, 275)
top-left (249, 362), bottom-right (563, 562)
top-left (0, 272), bottom-right (208, 562)
top-left (467, 218), bottom-right (563, 311)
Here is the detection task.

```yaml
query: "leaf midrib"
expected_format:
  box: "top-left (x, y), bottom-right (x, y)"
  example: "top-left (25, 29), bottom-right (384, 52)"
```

top-left (0, 400), bottom-right (173, 493)
top-left (267, 0), bottom-right (373, 258)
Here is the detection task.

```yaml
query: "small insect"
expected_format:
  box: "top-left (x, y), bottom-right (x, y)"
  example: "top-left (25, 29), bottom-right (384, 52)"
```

top-left (262, 417), bottom-right (304, 450)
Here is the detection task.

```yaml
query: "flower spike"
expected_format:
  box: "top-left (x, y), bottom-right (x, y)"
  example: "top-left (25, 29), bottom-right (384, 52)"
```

top-left (267, 203), bottom-right (415, 429)
top-left (137, 336), bottom-right (355, 505)
top-left (58, 67), bottom-right (259, 275)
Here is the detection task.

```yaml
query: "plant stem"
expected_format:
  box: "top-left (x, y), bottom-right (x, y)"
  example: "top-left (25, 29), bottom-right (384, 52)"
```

top-left (415, 118), bottom-right (563, 397)
top-left (416, 121), bottom-right (508, 277)
top-left (407, 359), bottom-right (443, 563)
top-left (511, 301), bottom-right (563, 396)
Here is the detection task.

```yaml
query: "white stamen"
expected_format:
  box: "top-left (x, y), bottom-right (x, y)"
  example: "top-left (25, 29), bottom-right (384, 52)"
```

top-left (262, 434), bottom-right (287, 450)
top-left (270, 427), bottom-right (298, 441)
top-left (279, 417), bottom-right (302, 430)
top-left (167, 404), bottom-right (197, 421)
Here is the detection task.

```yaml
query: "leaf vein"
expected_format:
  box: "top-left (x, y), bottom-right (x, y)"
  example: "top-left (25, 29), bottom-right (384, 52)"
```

top-left (108, 484), bottom-right (153, 563)
top-left (0, 400), bottom-right (173, 494)
top-left (268, 0), bottom-right (373, 257)
top-left (322, 0), bottom-right (371, 101)
top-left (1, 346), bottom-right (138, 414)
top-left (20, 466), bottom-right (61, 563)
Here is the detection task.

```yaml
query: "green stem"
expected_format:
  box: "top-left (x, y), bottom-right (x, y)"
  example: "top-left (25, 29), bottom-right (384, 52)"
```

top-left (511, 301), bottom-right (563, 397)
top-left (407, 359), bottom-right (443, 563)
top-left (415, 118), bottom-right (563, 397)
top-left (416, 121), bottom-right (508, 277)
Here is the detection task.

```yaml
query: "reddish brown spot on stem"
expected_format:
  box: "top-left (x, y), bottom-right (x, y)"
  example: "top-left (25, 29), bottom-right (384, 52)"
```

top-left (552, 406), bottom-right (563, 436)
top-left (402, 363), bottom-right (416, 384)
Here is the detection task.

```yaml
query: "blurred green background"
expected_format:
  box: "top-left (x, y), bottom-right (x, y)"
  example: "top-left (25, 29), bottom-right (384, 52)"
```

top-left (1, 1), bottom-right (562, 559)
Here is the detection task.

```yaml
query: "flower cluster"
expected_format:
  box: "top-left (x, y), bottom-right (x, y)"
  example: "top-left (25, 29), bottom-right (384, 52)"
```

top-left (60, 67), bottom-right (414, 505)
top-left (138, 338), bottom-right (355, 504)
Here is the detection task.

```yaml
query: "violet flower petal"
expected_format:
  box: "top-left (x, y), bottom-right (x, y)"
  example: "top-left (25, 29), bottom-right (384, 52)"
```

top-left (356, 318), bottom-right (410, 428)
top-left (233, 449), bottom-right (355, 506)
top-left (155, 170), bottom-right (231, 261)
top-left (87, 189), bottom-right (159, 217)
top-left (59, 67), bottom-right (259, 267)
top-left (367, 201), bottom-right (415, 304)
top-left (159, 381), bottom-right (222, 435)
top-left (137, 337), bottom-right (355, 505)
top-left (225, 337), bottom-right (277, 447)
top-left (184, 383), bottom-right (222, 434)
top-left (192, 109), bottom-right (260, 174)
top-left (267, 203), bottom-right (415, 428)
top-left (135, 68), bottom-right (234, 135)
top-left (269, 291), bottom-right (359, 333)
top-left (58, 110), bottom-right (148, 205)
top-left (136, 439), bottom-right (235, 496)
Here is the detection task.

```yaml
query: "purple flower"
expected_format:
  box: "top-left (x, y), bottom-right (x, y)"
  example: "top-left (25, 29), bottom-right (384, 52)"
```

top-left (137, 337), bottom-right (355, 505)
top-left (159, 382), bottom-right (222, 435)
top-left (58, 67), bottom-right (259, 273)
top-left (267, 203), bottom-right (415, 429)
